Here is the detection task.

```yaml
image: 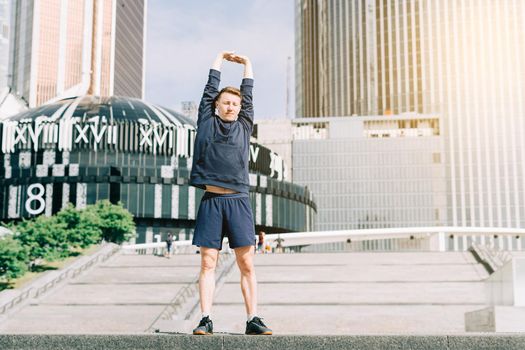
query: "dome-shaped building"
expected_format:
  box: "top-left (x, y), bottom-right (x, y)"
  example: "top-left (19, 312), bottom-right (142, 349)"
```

top-left (0, 96), bottom-right (316, 242)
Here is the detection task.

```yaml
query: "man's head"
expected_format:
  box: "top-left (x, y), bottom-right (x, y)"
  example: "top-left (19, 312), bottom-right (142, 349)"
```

top-left (215, 87), bottom-right (242, 122)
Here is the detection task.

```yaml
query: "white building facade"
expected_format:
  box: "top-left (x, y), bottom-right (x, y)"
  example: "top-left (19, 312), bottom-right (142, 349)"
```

top-left (296, 0), bottom-right (525, 228)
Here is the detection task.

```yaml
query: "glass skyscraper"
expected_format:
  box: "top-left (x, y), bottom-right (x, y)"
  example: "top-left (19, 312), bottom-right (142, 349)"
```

top-left (8, 0), bottom-right (146, 108)
top-left (0, 0), bottom-right (9, 90)
top-left (296, 0), bottom-right (525, 228)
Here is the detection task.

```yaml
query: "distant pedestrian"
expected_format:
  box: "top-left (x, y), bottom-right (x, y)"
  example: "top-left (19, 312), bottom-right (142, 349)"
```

top-left (165, 232), bottom-right (174, 258)
top-left (275, 235), bottom-right (284, 253)
top-left (257, 231), bottom-right (266, 253)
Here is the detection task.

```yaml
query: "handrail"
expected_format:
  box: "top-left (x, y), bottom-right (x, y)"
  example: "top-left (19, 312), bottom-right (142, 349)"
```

top-left (469, 242), bottom-right (513, 274)
top-left (121, 226), bottom-right (525, 254)
top-left (263, 226), bottom-right (525, 248)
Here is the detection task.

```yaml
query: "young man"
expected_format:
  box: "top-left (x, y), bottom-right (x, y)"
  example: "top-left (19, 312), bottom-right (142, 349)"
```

top-left (189, 51), bottom-right (272, 336)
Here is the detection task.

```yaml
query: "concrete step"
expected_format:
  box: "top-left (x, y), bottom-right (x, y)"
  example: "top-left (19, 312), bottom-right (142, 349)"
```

top-left (213, 251), bottom-right (489, 334)
top-left (74, 254), bottom-right (202, 284)
top-left (35, 283), bottom-right (187, 305)
top-left (0, 253), bottom-right (203, 334)
top-left (0, 304), bottom-right (164, 333)
top-left (228, 263), bottom-right (488, 282)
top-left (2, 334), bottom-right (525, 350)
top-left (105, 254), bottom-right (202, 267)
top-left (210, 304), bottom-right (487, 334)
top-left (217, 281), bottom-right (486, 305)
top-left (253, 251), bottom-right (479, 265)
top-left (74, 266), bottom-right (198, 284)
top-left (0, 251), bottom-right (492, 335)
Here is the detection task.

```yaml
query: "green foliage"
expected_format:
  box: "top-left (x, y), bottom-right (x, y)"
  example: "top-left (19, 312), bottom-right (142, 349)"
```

top-left (55, 204), bottom-right (102, 248)
top-left (14, 215), bottom-right (70, 262)
top-left (0, 235), bottom-right (29, 281)
top-left (85, 200), bottom-right (135, 244)
top-left (2, 200), bottom-right (135, 282)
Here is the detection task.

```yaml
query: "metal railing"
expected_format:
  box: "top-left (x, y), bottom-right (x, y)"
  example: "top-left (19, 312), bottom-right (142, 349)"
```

top-left (468, 243), bottom-right (514, 274)
top-left (122, 240), bottom-right (194, 255)
top-left (121, 227), bottom-right (525, 256)
top-left (262, 227), bottom-right (525, 253)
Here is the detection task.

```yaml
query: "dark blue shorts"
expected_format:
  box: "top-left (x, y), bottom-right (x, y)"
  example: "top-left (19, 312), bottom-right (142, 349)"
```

top-left (192, 192), bottom-right (256, 250)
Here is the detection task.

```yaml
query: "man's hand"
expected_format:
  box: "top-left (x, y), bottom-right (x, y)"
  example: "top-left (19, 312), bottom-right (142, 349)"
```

top-left (221, 51), bottom-right (236, 61)
top-left (212, 51), bottom-right (235, 71)
top-left (212, 51), bottom-right (253, 79)
top-left (225, 54), bottom-right (250, 65)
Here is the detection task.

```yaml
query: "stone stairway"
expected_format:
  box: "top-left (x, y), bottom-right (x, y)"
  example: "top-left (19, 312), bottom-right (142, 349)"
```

top-left (0, 252), bottom-right (203, 334)
top-left (0, 250), bottom-right (491, 335)
top-left (211, 251), bottom-right (490, 334)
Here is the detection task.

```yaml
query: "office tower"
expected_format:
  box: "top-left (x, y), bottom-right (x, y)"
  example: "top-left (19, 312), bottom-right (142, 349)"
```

top-left (112, 0), bottom-right (146, 98)
top-left (292, 115), bottom-right (445, 230)
top-left (0, 0), bottom-right (9, 89)
top-left (296, 0), bottom-right (525, 228)
top-left (7, 0), bottom-right (146, 108)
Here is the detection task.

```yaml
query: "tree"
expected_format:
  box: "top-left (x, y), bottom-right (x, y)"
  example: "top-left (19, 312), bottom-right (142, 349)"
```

top-left (55, 204), bottom-right (102, 248)
top-left (85, 200), bottom-right (135, 244)
top-left (0, 236), bottom-right (28, 281)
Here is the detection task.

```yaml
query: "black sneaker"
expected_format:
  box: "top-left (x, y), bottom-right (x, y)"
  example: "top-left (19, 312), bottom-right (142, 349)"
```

top-left (193, 316), bottom-right (213, 335)
top-left (245, 316), bottom-right (272, 335)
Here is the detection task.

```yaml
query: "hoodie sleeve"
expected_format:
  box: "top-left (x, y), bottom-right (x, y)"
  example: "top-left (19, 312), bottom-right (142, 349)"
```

top-left (237, 77), bottom-right (254, 132)
top-left (197, 69), bottom-right (221, 127)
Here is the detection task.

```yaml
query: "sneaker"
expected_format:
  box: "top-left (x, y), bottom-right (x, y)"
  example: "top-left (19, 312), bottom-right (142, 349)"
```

top-left (245, 316), bottom-right (272, 335)
top-left (193, 316), bottom-right (213, 335)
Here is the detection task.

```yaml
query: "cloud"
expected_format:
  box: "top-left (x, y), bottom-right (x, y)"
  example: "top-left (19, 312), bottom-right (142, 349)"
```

top-left (145, 0), bottom-right (295, 119)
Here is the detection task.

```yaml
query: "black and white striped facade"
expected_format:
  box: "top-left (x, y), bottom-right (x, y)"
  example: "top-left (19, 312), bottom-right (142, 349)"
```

top-left (0, 95), bottom-right (317, 243)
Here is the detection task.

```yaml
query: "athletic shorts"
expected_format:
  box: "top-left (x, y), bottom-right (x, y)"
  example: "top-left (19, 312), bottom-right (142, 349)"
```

top-left (192, 191), bottom-right (256, 250)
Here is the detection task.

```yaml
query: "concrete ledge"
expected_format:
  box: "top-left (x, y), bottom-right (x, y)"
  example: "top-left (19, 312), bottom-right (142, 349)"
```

top-left (1, 334), bottom-right (525, 350)
top-left (466, 306), bottom-right (525, 332)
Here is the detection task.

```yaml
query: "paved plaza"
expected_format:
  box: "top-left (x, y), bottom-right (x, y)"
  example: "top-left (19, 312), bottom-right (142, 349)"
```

top-left (0, 249), bottom-right (499, 335)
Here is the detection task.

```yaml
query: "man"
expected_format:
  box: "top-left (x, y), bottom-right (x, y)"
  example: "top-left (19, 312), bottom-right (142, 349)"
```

top-left (257, 231), bottom-right (266, 254)
top-left (189, 51), bottom-right (272, 336)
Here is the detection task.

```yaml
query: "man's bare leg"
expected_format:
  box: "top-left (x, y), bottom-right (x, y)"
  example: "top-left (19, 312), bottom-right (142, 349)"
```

top-left (199, 247), bottom-right (219, 315)
top-left (234, 245), bottom-right (257, 316)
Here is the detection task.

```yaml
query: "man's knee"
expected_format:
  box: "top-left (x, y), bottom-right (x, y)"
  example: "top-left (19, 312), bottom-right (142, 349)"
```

top-left (201, 255), bottom-right (218, 272)
top-left (237, 258), bottom-right (254, 275)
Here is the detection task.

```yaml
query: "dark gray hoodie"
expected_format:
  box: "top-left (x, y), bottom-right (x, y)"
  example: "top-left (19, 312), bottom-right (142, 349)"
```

top-left (189, 69), bottom-right (254, 193)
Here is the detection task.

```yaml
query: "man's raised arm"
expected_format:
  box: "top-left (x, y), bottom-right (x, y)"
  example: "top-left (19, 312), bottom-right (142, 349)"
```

top-left (231, 55), bottom-right (254, 130)
top-left (197, 51), bottom-right (234, 126)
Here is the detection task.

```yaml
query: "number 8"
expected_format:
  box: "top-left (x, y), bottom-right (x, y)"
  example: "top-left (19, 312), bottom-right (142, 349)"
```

top-left (26, 184), bottom-right (46, 215)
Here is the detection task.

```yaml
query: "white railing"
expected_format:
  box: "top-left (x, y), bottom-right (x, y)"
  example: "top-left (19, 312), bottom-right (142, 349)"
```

top-left (122, 240), bottom-right (195, 255)
top-left (121, 226), bottom-right (525, 255)
top-left (264, 227), bottom-right (525, 251)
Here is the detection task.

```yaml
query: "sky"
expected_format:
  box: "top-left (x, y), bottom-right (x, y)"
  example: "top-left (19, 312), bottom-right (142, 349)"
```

top-left (145, 0), bottom-right (295, 119)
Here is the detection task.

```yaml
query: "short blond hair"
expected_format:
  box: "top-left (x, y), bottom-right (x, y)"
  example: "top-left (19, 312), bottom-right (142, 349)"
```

top-left (215, 86), bottom-right (241, 105)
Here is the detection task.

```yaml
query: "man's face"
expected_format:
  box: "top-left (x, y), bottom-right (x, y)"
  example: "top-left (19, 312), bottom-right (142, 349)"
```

top-left (216, 92), bottom-right (241, 122)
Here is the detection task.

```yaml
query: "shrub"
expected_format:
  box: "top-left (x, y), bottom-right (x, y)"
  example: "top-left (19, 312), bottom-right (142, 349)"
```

top-left (55, 204), bottom-right (102, 248)
top-left (0, 235), bottom-right (29, 281)
top-left (85, 200), bottom-right (135, 244)
top-left (14, 215), bottom-right (69, 262)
